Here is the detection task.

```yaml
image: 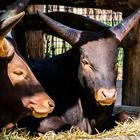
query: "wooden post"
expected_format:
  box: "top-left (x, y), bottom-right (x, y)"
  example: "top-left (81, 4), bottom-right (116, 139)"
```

top-left (25, 5), bottom-right (45, 58)
top-left (122, 20), bottom-right (140, 106)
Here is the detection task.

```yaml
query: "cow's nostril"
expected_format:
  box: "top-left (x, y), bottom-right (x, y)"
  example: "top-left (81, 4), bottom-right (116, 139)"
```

top-left (44, 100), bottom-right (55, 112)
top-left (113, 92), bottom-right (116, 98)
top-left (48, 100), bottom-right (55, 108)
top-left (99, 89), bottom-right (117, 99)
top-left (102, 91), bottom-right (106, 98)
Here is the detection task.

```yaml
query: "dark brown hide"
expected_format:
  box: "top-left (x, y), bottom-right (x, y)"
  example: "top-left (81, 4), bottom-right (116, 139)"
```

top-left (18, 9), bottom-right (140, 134)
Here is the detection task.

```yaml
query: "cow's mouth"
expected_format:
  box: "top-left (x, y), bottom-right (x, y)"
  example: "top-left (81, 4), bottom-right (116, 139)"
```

top-left (31, 104), bottom-right (54, 118)
top-left (32, 111), bottom-right (49, 118)
top-left (22, 96), bottom-right (55, 118)
top-left (97, 99), bottom-right (115, 106)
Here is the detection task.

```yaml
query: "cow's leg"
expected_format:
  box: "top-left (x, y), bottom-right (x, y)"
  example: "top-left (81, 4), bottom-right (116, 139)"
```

top-left (76, 118), bottom-right (92, 134)
top-left (38, 98), bottom-right (93, 134)
top-left (40, 116), bottom-right (92, 134)
top-left (38, 98), bottom-right (85, 133)
top-left (17, 115), bottom-right (71, 134)
top-left (38, 115), bottom-right (71, 133)
top-left (95, 111), bottom-right (130, 132)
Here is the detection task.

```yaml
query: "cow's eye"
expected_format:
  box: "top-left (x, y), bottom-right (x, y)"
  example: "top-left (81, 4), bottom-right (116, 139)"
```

top-left (82, 58), bottom-right (89, 65)
top-left (13, 70), bottom-right (23, 75)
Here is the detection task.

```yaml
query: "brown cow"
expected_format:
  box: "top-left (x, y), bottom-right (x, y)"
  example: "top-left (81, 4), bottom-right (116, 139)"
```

top-left (18, 9), bottom-right (140, 134)
top-left (0, 0), bottom-right (55, 130)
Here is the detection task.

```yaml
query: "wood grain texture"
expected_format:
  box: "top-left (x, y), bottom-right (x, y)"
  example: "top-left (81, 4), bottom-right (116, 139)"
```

top-left (0, 0), bottom-right (140, 11)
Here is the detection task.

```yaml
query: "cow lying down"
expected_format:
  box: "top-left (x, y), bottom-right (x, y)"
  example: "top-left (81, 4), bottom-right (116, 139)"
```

top-left (18, 9), bottom-right (140, 134)
top-left (0, 0), bottom-right (54, 130)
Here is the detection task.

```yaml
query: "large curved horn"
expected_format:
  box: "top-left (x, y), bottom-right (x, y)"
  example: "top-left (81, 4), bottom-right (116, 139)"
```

top-left (0, 0), bottom-right (29, 21)
top-left (0, 12), bottom-right (25, 39)
top-left (110, 8), bottom-right (140, 41)
top-left (38, 12), bottom-right (82, 45)
top-left (0, 12), bottom-right (25, 57)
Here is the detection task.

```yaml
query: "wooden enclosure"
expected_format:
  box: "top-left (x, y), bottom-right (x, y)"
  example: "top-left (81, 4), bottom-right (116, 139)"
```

top-left (0, 0), bottom-right (140, 110)
top-left (1, 0), bottom-right (140, 127)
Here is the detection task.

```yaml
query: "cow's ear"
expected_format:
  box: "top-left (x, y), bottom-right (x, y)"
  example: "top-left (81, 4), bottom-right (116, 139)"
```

top-left (110, 8), bottom-right (140, 42)
top-left (0, 12), bottom-right (25, 57)
top-left (38, 11), bottom-right (82, 46)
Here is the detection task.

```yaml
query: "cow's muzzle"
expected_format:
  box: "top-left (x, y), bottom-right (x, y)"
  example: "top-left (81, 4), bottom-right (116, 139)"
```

top-left (31, 99), bottom-right (55, 118)
top-left (22, 95), bottom-right (55, 118)
top-left (95, 88), bottom-right (117, 106)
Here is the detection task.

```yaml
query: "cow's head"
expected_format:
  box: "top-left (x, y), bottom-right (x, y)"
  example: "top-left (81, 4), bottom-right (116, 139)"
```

top-left (0, 0), bottom-right (55, 129)
top-left (38, 9), bottom-right (140, 106)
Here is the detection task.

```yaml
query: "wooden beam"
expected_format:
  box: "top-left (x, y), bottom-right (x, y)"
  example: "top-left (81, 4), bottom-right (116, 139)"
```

top-left (113, 105), bottom-right (140, 117)
top-left (14, 12), bottom-right (108, 57)
top-left (0, 0), bottom-right (140, 12)
top-left (14, 12), bottom-right (109, 32)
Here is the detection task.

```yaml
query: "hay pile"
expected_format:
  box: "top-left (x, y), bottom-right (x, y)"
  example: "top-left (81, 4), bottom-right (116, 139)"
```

top-left (0, 128), bottom-right (31, 140)
top-left (1, 117), bottom-right (140, 140)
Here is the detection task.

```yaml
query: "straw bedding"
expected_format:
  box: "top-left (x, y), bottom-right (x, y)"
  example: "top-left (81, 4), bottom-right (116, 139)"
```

top-left (1, 117), bottom-right (140, 140)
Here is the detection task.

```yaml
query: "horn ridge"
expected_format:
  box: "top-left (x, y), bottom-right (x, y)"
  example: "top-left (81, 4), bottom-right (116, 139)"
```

top-left (110, 8), bottom-right (140, 41)
top-left (0, 0), bottom-right (29, 22)
top-left (0, 12), bottom-right (25, 38)
top-left (0, 12), bottom-right (25, 57)
top-left (38, 11), bottom-right (82, 45)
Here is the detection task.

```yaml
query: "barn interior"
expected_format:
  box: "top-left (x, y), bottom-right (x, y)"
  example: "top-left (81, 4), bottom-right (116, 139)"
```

top-left (0, 0), bottom-right (140, 139)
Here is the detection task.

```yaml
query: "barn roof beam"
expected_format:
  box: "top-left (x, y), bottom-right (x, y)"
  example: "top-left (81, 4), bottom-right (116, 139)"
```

top-left (14, 12), bottom-right (109, 32)
top-left (0, 0), bottom-right (140, 12)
